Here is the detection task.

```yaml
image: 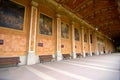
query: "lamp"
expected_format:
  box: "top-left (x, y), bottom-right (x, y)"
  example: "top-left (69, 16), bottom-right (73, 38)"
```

top-left (95, 26), bottom-right (98, 30)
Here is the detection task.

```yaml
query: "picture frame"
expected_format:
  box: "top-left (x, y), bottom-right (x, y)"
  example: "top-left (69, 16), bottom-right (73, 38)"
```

top-left (74, 28), bottom-right (79, 41)
top-left (90, 34), bottom-right (93, 43)
top-left (0, 0), bottom-right (25, 30)
top-left (61, 22), bottom-right (69, 39)
top-left (39, 13), bottom-right (52, 35)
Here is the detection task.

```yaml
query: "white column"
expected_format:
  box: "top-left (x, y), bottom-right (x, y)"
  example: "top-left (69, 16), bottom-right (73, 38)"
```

top-left (94, 33), bottom-right (99, 55)
top-left (56, 14), bottom-right (62, 61)
top-left (105, 38), bottom-right (108, 54)
top-left (71, 21), bottom-right (76, 59)
top-left (81, 26), bottom-right (86, 57)
top-left (88, 29), bottom-right (92, 56)
top-left (27, 1), bottom-right (38, 65)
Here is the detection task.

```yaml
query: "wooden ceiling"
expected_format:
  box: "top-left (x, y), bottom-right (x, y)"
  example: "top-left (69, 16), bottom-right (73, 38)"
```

top-left (54, 0), bottom-right (120, 46)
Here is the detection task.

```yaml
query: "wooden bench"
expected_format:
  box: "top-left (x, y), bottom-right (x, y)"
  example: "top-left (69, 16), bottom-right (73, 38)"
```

top-left (0, 57), bottom-right (20, 67)
top-left (92, 52), bottom-right (95, 55)
top-left (62, 54), bottom-right (71, 60)
top-left (76, 53), bottom-right (82, 58)
top-left (39, 55), bottom-right (54, 63)
top-left (86, 53), bottom-right (89, 56)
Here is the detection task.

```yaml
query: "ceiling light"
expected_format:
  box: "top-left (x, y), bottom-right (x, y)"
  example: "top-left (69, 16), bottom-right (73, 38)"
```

top-left (95, 26), bottom-right (98, 30)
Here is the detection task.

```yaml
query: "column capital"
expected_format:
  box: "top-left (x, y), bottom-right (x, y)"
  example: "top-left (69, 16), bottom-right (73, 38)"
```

top-left (88, 28), bottom-right (92, 32)
top-left (80, 26), bottom-right (84, 29)
top-left (80, 22), bottom-right (83, 25)
top-left (71, 21), bottom-right (75, 25)
top-left (56, 13), bottom-right (61, 18)
top-left (80, 22), bottom-right (85, 29)
top-left (31, 1), bottom-right (39, 7)
top-left (56, 4), bottom-right (62, 10)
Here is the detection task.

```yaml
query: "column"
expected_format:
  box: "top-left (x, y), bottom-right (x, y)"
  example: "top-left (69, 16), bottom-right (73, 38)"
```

top-left (71, 21), bottom-right (76, 59)
top-left (27, 1), bottom-right (38, 65)
top-left (81, 26), bottom-right (86, 57)
top-left (88, 29), bottom-right (92, 56)
top-left (105, 38), bottom-right (108, 54)
top-left (103, 39), bottom-right (105, 54)
top-left (94, 32), bottom-right (99, 55)
top-left (56, 14), bottom-right (62, 61)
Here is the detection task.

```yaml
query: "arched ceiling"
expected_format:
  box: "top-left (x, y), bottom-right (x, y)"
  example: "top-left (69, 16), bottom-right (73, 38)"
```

top-left (54, 0), bottom-right (120, 46)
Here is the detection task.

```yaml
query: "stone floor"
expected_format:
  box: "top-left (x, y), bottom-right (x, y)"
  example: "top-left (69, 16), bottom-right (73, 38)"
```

top-left (0, 53), bottom-right (120, 80)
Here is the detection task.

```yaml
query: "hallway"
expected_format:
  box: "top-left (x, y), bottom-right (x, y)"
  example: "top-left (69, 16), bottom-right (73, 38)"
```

top-left (0, 53), bottom-right (120, 80)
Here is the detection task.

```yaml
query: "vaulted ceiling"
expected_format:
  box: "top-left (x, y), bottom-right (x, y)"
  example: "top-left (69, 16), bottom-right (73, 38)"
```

top-left (54, 0), bottom-right (120, 46)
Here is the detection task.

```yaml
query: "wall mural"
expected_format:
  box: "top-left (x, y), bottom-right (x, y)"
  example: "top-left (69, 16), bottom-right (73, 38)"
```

top-left (74, 28), bottom-right (79, 41)
top-left (0, 0), bottom-right (25, 30)
top-left (40, 13), bottom-right (52, 35)
top-left (61, 22), bottom-right (69, 39)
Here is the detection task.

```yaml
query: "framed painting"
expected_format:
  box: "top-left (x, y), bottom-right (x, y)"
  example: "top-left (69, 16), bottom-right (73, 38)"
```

top-left (39, 13), bottom-right (52, 35)
top-left (74, 28), bottom-right (79, 41)
top-left (0, 0), bottom-right (25, 30)
top-left (61, 22), bottom-right (69, 39)
top-left (90, 34), bottom-right (93, 43)
top-left (84, 33), bottom-right (87, 42)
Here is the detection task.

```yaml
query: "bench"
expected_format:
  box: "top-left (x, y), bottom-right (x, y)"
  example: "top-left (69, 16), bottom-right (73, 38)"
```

top-left (92, 52), bottom-right (95, 55)
top-left (76, 53), bottom-right (82, 58)
top-left (0, 57), bottom-right (20, 67)
top-left (39, 55), bottom-right (54, 63)
top-left (86, 53), bottom-right (89, 56)
top-left (62, 54), bottom-right (71, 60)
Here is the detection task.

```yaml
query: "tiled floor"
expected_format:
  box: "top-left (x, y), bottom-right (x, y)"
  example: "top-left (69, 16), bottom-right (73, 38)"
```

top-left (0, 53), bottom-right (120, 80)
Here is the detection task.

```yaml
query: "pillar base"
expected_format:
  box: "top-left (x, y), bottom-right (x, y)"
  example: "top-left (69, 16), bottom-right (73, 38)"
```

top-left (27, 51), bottom-right (36, 65)
top-left (96, 51), bottom-right (99, 55)
top-left (105, 50), bottom-right (108, 54)
top-left (56, 51), bottom-right (62, 61)
top-left (90, 52), bottom-right (92, 56)
top-left (101, 51), bottom-right (104, 54)
top-left (72, 52), bottom-right (76, 59)
top-left (83, 51), bottom-right (86, 57)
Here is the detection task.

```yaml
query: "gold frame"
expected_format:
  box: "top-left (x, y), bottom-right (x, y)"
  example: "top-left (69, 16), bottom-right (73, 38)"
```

top-left (74, 28), bottom-right (80, 41)
top-left (38, 12), bottom-right (54, 36)
top-left (0, 0), bottom-right (26, 32)
top-left (61, 22), bottom-right (70, 39)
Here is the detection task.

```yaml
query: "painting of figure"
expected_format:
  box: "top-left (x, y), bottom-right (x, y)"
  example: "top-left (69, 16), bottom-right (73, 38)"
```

top-left (0, 0), bottom-right (25, 30)
top-left (90, 34), bottom-right (92, 43)
top-left (74, 28), bottom-right (79, 41)
top-left (40, 14), bottom-right (52, 35)
top-left (61, 22), bottom-right (69, 39)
